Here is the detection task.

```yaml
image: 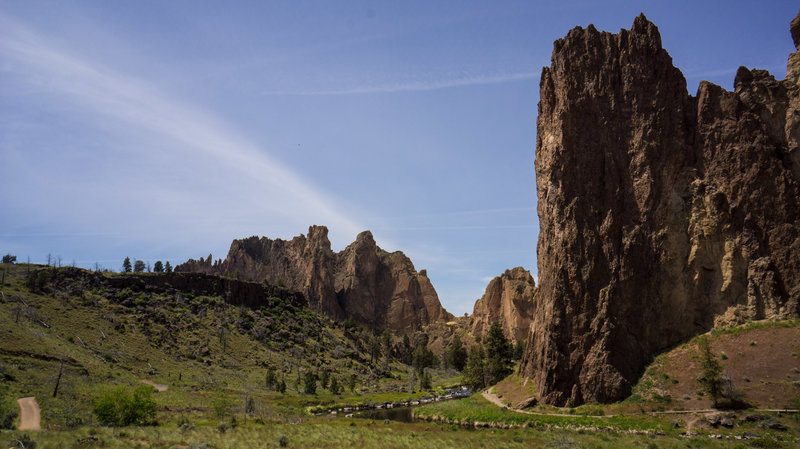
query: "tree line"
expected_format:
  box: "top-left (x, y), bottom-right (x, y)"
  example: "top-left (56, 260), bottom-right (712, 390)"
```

top-left (121, 257), bottom-right (173, 273)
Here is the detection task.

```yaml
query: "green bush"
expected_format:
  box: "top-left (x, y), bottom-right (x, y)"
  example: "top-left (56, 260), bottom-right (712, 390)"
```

top-left (0, 396), bottom-right (19, 429)
top-left (8, 433), bottom-right (36, 449)
top-left (93, 386), bottom-right (156, 426)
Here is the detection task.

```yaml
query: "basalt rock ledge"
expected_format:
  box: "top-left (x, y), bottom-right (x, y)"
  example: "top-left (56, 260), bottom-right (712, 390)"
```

top-left (520, 13), bottom-right (800, 406)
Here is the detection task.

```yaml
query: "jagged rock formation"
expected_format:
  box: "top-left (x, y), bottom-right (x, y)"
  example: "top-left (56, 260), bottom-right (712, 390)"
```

top-left (521, 12), bottom-right (800, 406)
top-left (177, 226), bottom-right (453, 333)
top-left (470, 267), bottom-right (537, 342)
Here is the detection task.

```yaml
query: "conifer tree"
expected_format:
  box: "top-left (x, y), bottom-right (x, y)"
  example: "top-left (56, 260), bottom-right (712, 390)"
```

top-left (484, 322), bottom-right (513, 384)
top-left (464, 344), bottom-right (486, 390)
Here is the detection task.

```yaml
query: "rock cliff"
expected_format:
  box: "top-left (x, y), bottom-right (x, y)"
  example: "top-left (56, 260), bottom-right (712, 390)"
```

top-left (520, 13), bottom-right (800, 406)
top-left (470, 267), bottom-right (537, 343)
top-left (177, 226), bottom-right (453, 333)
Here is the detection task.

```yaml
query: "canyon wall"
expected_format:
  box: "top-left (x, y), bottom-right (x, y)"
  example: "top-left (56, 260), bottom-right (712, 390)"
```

top-left (521, 13), bottom-right (800, 405)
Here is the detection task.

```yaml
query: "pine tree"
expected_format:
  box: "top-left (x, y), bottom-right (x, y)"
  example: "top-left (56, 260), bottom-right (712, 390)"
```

top-left (303, 371), bottom-right (317, 395)
top-left (123, 257), bottom-right (132, 273)
top-left (265, 368), bottom-right (277, 390)
top-left (277, 378), bottom-right (286, 394)
top-left (348, 374), bottom-right (357, 392)
top-left (419, 369), bottom-right (432, 390)
top-left (369, 335), bottom-right (381, 364)
top-left (464, 344), bottom-right (486, 390)
top-left (133, 260), bottom-right (146, 273)
top-left (164, 261), bottom-right (173, 273)
top-left (484, 322), bottom-right (513, 384)
top-left (446, 334), bottom-right (468, 372)
top-left (153, 261), bottom-right (164, 273)
top-left (320, 370), bottom-right (330, 389)
top-left (697, 336), bottom-right (724, 407)
top-left (402, 334), bottom-right (412, 364)
top-left (329, 376), bottom-right (340, 395)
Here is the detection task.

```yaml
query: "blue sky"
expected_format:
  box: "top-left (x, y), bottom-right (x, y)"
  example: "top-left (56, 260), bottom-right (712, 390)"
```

top-left (1, 1), bottom-right (797, 315)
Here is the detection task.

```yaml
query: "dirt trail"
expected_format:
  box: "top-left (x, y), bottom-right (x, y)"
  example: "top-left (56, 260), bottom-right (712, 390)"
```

top-left (481, 390), bottom-right (798, 421)
top-left (139, 379), bottom-right (168, 392)
top-left (481, 390), bottom-right (608, 418)
top-left (17, 397), bottom-right (40, 430)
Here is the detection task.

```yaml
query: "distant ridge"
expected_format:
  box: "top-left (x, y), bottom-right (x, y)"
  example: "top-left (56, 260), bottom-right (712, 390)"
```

top-left (177, 225), bottom-right (454, 333)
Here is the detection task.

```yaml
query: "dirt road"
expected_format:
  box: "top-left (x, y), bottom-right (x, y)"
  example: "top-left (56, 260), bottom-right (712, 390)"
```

top-left (17, 397), bottom-right (40, 430)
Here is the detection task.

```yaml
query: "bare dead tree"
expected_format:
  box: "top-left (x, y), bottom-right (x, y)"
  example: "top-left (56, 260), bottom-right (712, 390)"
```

top-left (53, 358), bottom-right (65, 397)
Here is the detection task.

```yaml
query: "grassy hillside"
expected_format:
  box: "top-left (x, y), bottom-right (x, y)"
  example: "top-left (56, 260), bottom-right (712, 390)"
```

top-left (0, 263), bottom-right (460, 431)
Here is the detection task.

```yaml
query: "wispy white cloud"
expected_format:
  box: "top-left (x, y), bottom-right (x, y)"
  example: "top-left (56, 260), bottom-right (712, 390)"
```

top-left (0, 16), bottom-right (363, 244)
top-left (262, 71), bottom-right (540, 96)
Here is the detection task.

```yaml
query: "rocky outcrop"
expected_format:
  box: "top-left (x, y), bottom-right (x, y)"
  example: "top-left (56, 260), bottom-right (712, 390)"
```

top-left (470, 267), bottom-right (536, 342)
top-left (26, 266), bottom-right (305, 310)
top-left (521, 13), bottom-right (800, 406)
top-left (177, 226), bottom-right (453, 333)
top-left (108, 272), bottom-right (306, 309)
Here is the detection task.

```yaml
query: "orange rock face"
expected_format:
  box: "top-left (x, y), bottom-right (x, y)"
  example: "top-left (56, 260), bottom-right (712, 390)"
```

top-left (470, 267), bottom-right (536, 343)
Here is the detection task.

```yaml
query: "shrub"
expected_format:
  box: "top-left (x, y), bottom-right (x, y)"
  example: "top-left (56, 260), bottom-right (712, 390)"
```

top-left (216, 421), bottom-right (228, 433)
top-left (0, 397), bottom-right (19, 429)
top-left (177, 415), bottom-right (194, 431)
top-left (8, 434), bottom-right (36, 449)
top-left (212, 395), bottom-right (233, 418)
top-left (93, 386), bottom-right (156, 426)
top-left (278, 435), bottom-right (289, 447)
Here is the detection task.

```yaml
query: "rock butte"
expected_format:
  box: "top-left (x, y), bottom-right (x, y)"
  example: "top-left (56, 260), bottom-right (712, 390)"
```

top-left (177, 225), bottom-right (453, 333)
top-left (470, 267), bottom-right (537, 343)
top-left (521, 12), bottom-right (800, 406)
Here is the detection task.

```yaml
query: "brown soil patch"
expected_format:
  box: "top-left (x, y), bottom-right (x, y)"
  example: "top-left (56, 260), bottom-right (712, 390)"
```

top-left (656, 324), bottom-right (800, 409)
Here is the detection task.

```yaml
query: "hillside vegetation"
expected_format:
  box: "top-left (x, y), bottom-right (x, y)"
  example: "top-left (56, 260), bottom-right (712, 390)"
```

top-left (0, 263), bottom-right (460, 431)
